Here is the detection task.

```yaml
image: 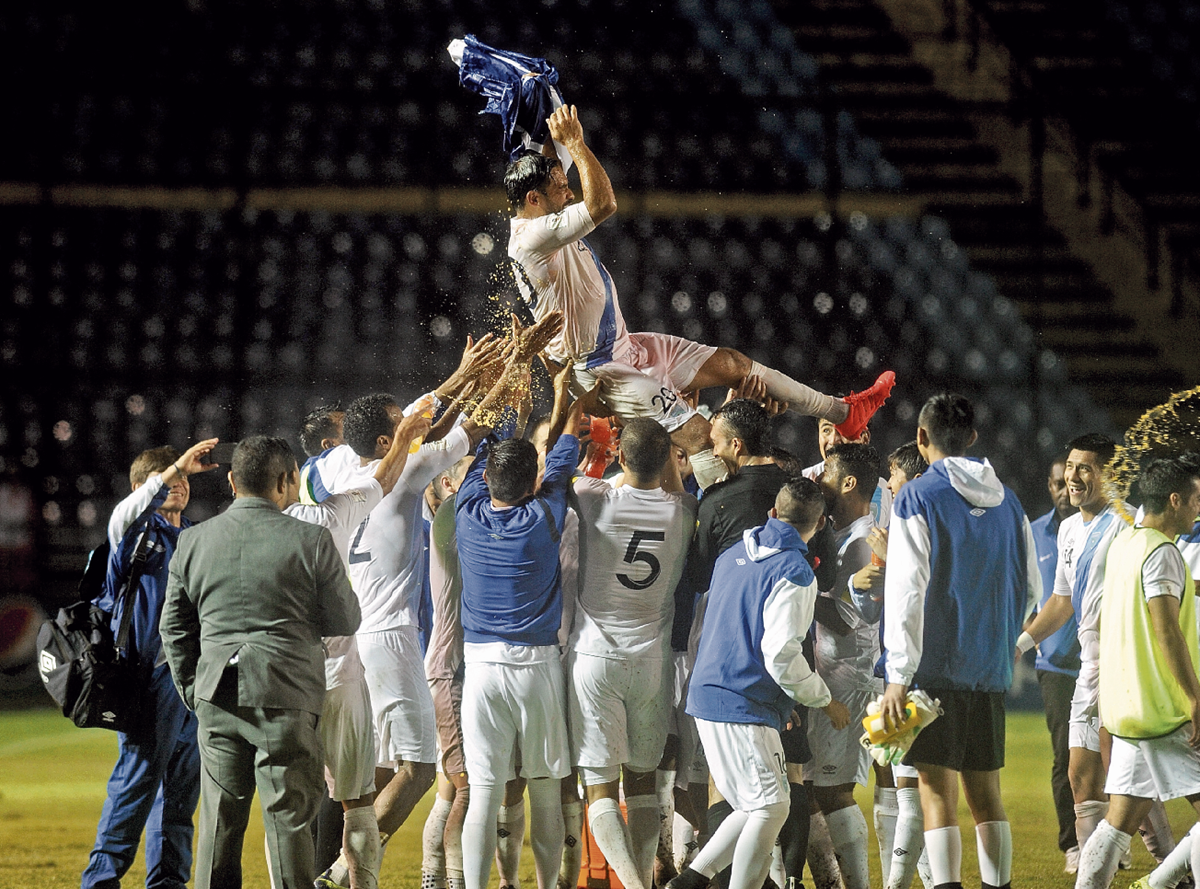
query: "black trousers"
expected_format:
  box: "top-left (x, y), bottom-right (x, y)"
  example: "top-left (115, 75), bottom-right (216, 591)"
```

top-left (1038, 669), bottom-right (1079, 852)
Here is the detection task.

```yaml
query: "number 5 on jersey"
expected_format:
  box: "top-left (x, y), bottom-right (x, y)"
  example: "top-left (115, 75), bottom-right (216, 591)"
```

top-left (616, 530), bottom-right (666, 590)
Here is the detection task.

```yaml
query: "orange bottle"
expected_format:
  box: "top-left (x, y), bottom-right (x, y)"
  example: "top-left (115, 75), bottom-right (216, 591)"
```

top-left (585, 417), bottom-right (616, 479)
top-left (408, 394), bottom-right (437, 453)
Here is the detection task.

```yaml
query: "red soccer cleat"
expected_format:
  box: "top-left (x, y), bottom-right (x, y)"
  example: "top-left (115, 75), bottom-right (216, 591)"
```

top-left (836, 371), bottom-right (896, 441)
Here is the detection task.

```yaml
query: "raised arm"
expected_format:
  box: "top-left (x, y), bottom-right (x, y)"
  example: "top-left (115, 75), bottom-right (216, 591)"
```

top-left (546, 105), bottom-right (617, 226)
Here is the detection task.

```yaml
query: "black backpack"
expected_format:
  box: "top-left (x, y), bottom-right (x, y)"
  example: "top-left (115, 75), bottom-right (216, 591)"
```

top-left (35, 528), bottom-right (152, 732)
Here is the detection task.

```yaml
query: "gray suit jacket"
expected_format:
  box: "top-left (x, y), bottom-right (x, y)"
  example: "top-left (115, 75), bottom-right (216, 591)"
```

top-left (162, 497), bottom-right (360, 716)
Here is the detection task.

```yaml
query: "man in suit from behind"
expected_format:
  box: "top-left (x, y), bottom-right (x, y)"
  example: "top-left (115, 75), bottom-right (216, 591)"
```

top-left (162, 435), bottom-right (362, 889)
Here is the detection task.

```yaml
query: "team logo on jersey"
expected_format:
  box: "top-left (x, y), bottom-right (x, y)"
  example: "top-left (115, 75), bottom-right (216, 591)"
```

top-left (970, 508), bottom-right (986, 517)
top-left (736, 558), bottom-right (746, 566)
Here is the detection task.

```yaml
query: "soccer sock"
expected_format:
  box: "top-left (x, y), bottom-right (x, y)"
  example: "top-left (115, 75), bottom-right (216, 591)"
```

top-left (916, 847), bottom-right (935, 889)
top-left (1076, 820), bottom-right (1132, 889)
top-left (749, 361), bottom-right (845, 421)
top-left (559, 798), bottom-right (584, 889)
top-left (1188, 825), bottom-right (1200, 889)
top-left (674, 812), bottom-right (699, 871)
top-left (923, 825), bottom-right (962, 888)
top-left (729, 802), bottom-right (790, 889)
top-left (528, 778), bottom-right (566, 889)
top-left (657, 770), bottom-right (678, 869)
top-left (463, 783), bottom-right (505, 889)
top-left (807, 811), bottom-right (846, 889)
top-left (1148, 824), bottom-right (1195, 889)
top-left (588, 797), bottom-right (645, 889)
top-left (887, 787), bottom-right (926, 889)
top-left (1140, 799), bottom-right (1176, 863)
top-left (874, 787), bottom-right (899, 888)
top-left (627, 793), bottom-right (661, 889)
top-left (689, 448), bottom-right (727, 490)
top-left (423, 796), bottom-right (453, 887)
top-left (496, 800), bottom-right (526, 887)
top-left (1074, 799), bottom-right (1108, 855)
top-left (825, 805), bottom-right (870, 889)
top-left (706, 800), bottom-right (735, 889)
top-left (446, 786), bottom-right (470, 889)
top-left (345, 805), bottom-right (382, 889)
top-left (974, 821), bottom-right (1011, 889)
top-left (771, 836), bottom-right (787, 889)
top-left (691, 808), bottom-right (750, 879)
top-left (778, 783), bottom-right (811, 885)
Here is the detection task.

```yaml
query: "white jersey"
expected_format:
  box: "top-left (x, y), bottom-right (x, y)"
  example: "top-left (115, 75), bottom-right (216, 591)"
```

top-left (1053, 502), bottom-right (1129, 668)
top-left (814, 512), bottom-right (882, 695)
top-left (509, 202), bottom-right (631, 366)
top-left (570, 477), bottom-right (697, 660)
top-left (285, 481), bottom-right (383, 689)
top-left (802, 461), bottom-right (892, 529)
top-left (558, 507), bottom-right (580, 649)
top-left (348, 426), bottom-right (472, 634)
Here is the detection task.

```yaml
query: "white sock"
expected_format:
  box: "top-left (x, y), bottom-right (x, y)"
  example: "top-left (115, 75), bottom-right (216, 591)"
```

top-left (588, 797), bottom-right (645, 889)
top-left (463, 783), bottom-right (505, 889)
top-left (888, 787), bottom-right (926, 889)
top-left (626, 794), bottom-right (660, 889)
top-left (560, 799), bottom-right (584, 889)
top-left (1077, 820), bottom-right (1132, 889)
top-left (748, 361), bottom-right (842, 420)
top-left (1075, 800), bottom-right (1109, 855)
top-left (808, 811), bottom-right (846, 889)
top-left (975, 821), bottom-right (1011, 887)
top-left (875, 787), bottom-right (899, 888)
top-left (1149, 824), bottom-right (1196, 889)
top-left (770, 836), bottom-right (787, 889)
top-left (691, 809), bottom-right (750, 879)
top-left (826, 805), bottom-right (870, 889)
top-left (657, 770), bottom-right (677, 865)
top-left (916, 847), bottom-right (935, 889)
top-left (528, 778), bottom-right (566, 889)
top-left (496, 800), bottom-right (525, 886)
top-left (1189, 827), bottom-right (1200, 889)
top-left (345, 805), bottom-right (382, 889)
top-left (689, 448), bottom-right (727, 490)
top-left (673, 812), bottom-right (698, 871)
top-left (423, 797), bottom-right (453, 886)
top-left (728, 802), bottom-right (790, 889)
top-left (1141, 799), bottom-right (1176, 863)
top-left (924, 826), bottom-right (962, 886)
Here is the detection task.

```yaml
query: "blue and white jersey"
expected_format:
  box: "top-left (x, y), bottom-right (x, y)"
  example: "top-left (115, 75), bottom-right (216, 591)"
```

top-left (883, 457), bottom-right (1040, 692)
top-left (1052, 502), bottom-right (1130, 671)
top-left (509, 202), bottom-right (630, 367)
top-left (1029, 508), bottom-right (1080, 677)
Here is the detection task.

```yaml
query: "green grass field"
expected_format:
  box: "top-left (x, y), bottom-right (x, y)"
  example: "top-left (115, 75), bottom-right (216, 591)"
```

top-left (0, 708), bottom-right (1191, 888)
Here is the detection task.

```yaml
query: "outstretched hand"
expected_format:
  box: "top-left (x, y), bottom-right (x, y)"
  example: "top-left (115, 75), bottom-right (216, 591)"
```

top-left (510, 311), bottom-right (564, 362)
top-left (178, 439), bottom-right (221, 475)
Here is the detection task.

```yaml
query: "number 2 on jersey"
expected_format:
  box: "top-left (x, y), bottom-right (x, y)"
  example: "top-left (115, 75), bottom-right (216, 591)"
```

top-left (348, 517), bottom-right (371, 564)
top-left (616, 530), bottom-right (666, 590)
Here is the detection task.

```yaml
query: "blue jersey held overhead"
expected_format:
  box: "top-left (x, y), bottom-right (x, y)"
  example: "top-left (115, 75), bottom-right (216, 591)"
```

top-left (884, 457), bottom-right (1038, 693)
top-left (455, 433), bottom-right (579, 647)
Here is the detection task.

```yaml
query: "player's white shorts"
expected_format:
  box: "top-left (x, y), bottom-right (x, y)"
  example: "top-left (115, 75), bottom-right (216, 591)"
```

top-left (892, 763), bottom-right (919, 781)
top-left (462, 654), bottom-right (571, 785)
top-left (669, 651), bottom-right (706, 789)
top-left (1069, 661), bottom-right (1101, 752)
top-left (358, 627), bottom-right (438, 766)
top-left (574, 333), bottom-right (715, 433)
top-left (807, 685), bottom-right (873, 787)
top-left (568, 650), bottom-right (671, 781)
top-left (1106, 725), bottom-right (1200, 800)
top-left (697, 719), bottom-right (789, 811)
top-left (321, 679), bottom-right (378, 801)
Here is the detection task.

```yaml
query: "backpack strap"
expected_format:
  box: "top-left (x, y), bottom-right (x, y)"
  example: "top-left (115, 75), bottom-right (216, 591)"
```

top-left (114, 527), bottom-right (155, 656)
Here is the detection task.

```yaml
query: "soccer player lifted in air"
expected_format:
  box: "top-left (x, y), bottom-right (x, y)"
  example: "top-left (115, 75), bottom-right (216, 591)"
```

top-left (506, 104), bottom-right (895, 490)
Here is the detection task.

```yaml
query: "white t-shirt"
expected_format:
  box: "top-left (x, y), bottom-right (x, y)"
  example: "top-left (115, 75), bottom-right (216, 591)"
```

top-left (285, 481), bottom-right (383, 689)
top-left (1141, 540), bottom-right (1189, 602)
top-left (348, 427), bottom-right (472, 634)
top-left (509, 202), bottom-right (631, 365)
top-left (1053, 503), bottom-right (1129, 668)
top-left (814, 512), bottom-right (882, 694)
top-left (569, 477), bottom-right (697, 660)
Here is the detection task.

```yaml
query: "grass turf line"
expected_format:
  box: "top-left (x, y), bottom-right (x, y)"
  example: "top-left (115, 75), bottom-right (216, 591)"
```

top-left (0, 709), bottom-right (1192, 888)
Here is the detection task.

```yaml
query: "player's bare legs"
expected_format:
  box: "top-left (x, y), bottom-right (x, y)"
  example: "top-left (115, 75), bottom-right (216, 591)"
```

top-left (376, 761), bottom-right (437, 841)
